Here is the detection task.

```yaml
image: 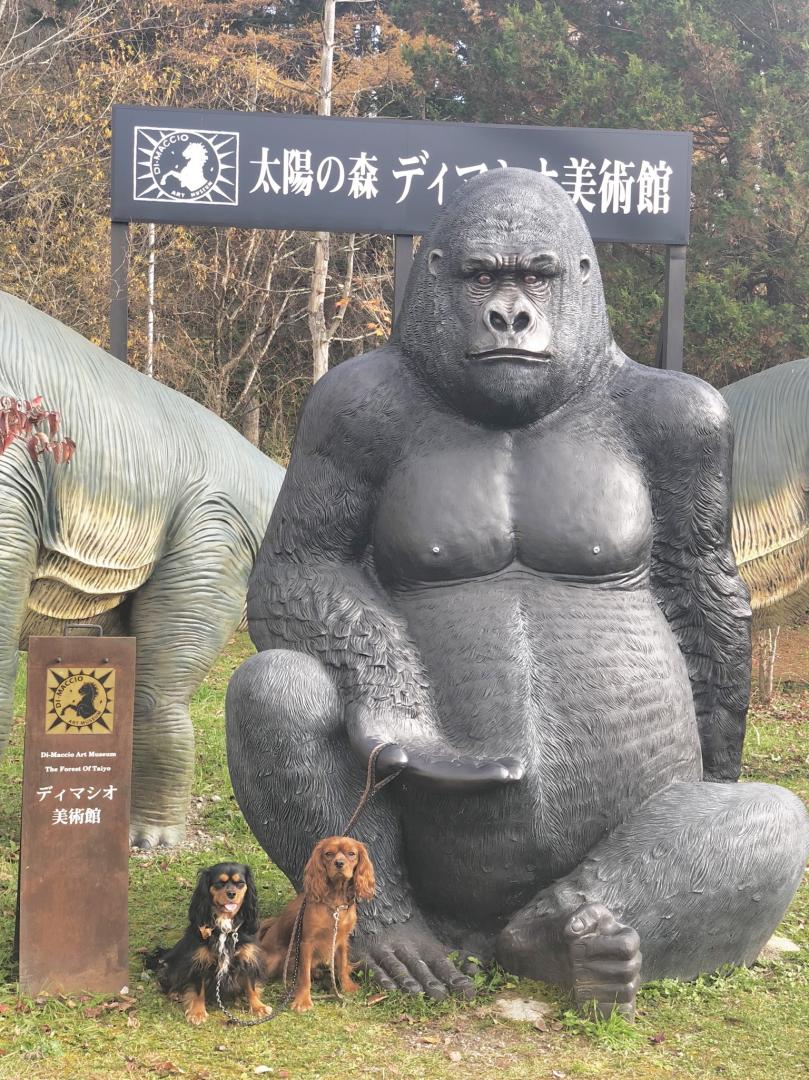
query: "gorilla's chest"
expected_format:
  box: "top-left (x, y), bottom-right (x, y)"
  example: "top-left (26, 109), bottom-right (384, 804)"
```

top-left (372, 425), bottom-right (652, 585)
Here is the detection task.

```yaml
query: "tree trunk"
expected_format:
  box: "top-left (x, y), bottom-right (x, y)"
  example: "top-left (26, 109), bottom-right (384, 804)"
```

top-left (146, 222), bottom-right (156, 377)
top-left (757, 626), bottom-right (780, 705)
top-left (242, 392), bottom-right (260, 447)
top-left (309, 231), bottom-right (331, 382)
top-left (308, 0), bottom-right (336, 383)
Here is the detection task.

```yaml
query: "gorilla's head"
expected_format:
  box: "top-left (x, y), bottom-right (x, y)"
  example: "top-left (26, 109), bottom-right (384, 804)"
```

top-left (394, 168), bottom-right (616, 426)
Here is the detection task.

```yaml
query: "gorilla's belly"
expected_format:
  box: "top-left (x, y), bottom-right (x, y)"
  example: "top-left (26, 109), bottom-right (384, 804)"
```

top-left (391, 571), bottom-right (702, 923)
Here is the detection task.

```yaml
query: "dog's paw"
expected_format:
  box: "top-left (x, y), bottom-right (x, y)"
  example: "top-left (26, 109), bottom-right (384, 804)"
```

top-left (184, 1005), bottom-right (208, 1025)
top-left (250, 1002), bottom-right (273, 1017)
top-left (290, 995), bottom-right (313, 1012)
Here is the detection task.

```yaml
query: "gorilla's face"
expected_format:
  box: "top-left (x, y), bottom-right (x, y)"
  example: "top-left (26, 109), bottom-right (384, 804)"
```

top-left (397, 170), bottom-right (613, 427)
top-left (427, 240), bottom-right (591, 424)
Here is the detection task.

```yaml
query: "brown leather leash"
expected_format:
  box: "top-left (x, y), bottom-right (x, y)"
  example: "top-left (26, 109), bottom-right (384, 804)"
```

top-left (342, 741), bottom-right (404, 837)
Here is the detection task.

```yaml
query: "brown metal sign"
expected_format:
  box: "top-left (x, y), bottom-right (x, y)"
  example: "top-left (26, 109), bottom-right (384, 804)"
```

top-left (18, 635), bottom-right (135, 995)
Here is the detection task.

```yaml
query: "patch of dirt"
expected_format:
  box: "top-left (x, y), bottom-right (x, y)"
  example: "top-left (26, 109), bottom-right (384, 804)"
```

top-left (388, 1000), bottom-right (567, 1073)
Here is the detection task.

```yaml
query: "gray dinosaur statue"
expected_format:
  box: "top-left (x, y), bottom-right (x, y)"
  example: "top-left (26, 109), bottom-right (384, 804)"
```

top-left (0, 289), bottom-right (284, 847)
top-left (721, 358), bottom-right (809, 629)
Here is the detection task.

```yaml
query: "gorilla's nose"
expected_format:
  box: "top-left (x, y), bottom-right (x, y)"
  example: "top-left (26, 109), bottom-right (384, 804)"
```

top-left (485, 304), bottom-right (533, 335)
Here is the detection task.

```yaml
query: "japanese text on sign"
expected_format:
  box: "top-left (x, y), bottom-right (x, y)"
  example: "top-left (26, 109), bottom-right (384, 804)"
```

top-left (248, 149), bottom-right (673, 216)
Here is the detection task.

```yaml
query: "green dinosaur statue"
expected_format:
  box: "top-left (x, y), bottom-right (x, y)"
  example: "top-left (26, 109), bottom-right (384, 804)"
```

top-left (721, 358), bottom-right (809, 630)
top-left (0, 289), bottom-right (284, 847)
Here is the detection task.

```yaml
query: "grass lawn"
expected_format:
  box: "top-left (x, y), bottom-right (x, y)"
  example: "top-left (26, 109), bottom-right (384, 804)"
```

top-left (0, 631), bottom-right (807, 1080)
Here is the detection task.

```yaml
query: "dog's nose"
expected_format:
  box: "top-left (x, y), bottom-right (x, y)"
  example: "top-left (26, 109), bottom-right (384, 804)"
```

top-left (334, 858), bottom-right (345, 869)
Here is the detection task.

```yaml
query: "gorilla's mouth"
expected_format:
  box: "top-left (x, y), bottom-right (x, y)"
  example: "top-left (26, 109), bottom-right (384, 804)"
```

top-left (467, 348), bottom-right (552, 363)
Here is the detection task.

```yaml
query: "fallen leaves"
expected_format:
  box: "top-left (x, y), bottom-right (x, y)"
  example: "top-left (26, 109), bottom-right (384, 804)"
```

top-left (83, 996), bottom-right (137, 1020)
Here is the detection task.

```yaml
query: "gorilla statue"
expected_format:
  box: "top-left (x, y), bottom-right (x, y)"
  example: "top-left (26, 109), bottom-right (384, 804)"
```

top-left (227, 169), bottom-right (809, 1016)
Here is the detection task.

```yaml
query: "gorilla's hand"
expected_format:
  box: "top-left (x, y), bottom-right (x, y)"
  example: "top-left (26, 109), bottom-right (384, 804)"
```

top-left (354, 914), bottom-right (476, 1001)
top-left (347, 705), bottom-right (524, 791)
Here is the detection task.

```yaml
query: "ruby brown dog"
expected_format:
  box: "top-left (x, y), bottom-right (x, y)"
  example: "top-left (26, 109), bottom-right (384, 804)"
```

top-left (258, 837), bottom-right (375, 1012)
top-left (146, 862), bottom-right (272, 1024)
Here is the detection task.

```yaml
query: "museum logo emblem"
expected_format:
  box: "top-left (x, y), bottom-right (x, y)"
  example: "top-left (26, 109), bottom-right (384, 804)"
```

top-left (134, 127), bottom-right (239, 204)
top-left (46, 667), bottom-right (116, 734)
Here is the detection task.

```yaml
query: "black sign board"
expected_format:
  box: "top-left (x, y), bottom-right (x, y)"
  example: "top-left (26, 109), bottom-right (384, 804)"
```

top-left (111, 106), bottom-right (691, 244)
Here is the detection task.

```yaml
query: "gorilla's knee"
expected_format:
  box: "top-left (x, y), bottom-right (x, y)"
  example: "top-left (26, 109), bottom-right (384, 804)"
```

top-left (742, 782), bottom-right (809, 863)
top-left (226, 648), bottom-right (342, 745)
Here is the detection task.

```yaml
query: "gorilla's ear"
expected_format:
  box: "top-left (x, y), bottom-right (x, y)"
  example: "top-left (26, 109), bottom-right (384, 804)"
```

top-left (580, 256), bottom-right (591, 284)
top-left (428, 248), bottom-right (443, 278)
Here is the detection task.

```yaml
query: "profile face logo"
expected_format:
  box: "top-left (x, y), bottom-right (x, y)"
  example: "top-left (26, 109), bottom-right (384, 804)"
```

top-left (134, 127), bottom-right (239, 204)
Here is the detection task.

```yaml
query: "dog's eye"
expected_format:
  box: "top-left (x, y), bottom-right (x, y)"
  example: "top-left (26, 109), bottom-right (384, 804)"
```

top-left (348, 852), bottom-right (357, 859)
top-left (324, 851), bottom-right (334, 859)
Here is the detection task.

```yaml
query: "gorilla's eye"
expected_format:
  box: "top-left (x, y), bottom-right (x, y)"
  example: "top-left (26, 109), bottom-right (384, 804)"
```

top-left (475, 272), bottom-right (493, 285)
top-left (523, 273), bottom-right (538, 284)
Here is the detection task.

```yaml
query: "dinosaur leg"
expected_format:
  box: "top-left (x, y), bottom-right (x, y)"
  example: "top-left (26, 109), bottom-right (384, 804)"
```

top-left (0, 487), bottom-right (39, 754)
top-left (226, 648), bottom-right (476, 1001)
top-left (127, 520), bottom-right (248, 848)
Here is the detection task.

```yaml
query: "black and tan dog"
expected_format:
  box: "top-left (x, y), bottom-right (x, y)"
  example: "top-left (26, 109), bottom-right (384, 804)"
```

top-left (146, 862), bottom-right (272, 1024)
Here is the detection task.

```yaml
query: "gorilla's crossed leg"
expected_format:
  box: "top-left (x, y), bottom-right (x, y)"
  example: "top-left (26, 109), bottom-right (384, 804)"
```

top-left (499, 780), bottom-right (808, 1014)
top-left (227, 649), bottom-right (809, 1012)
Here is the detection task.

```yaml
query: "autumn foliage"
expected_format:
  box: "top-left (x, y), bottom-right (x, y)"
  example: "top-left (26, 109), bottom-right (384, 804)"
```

top-left (2, 1), bottom-right (808, 455)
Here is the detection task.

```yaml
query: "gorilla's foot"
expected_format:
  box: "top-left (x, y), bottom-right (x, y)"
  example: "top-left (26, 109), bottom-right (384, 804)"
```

top-left (564, 903), bottom-right (642, 1021)
top-left (355, 915), bottom-right (476, 1001)
top-left (129, 819), bottom-right (186, 850)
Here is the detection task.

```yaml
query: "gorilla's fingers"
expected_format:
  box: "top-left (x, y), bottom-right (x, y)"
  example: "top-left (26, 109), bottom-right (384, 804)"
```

top-left (350, 733), bottom-right (409, 776)
top-left (346, 726), bottom-right (409, 776)
top-left (405, 748), bottom-right (522, 791)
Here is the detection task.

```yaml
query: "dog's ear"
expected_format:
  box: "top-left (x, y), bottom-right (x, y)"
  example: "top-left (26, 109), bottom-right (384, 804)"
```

top-left (240, 866), bottom-right (260, 935)
top-left (353, 842), bottom-right (376, 902)
top-left (302, 840), bottom-right (329, 903)
top-left (189, 866), bottom-right (213, 927)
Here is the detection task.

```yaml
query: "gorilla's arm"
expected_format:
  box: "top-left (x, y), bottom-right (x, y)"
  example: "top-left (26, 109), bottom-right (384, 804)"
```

top-left (247, 352), bottom-right (519, 790)
top-left (624, 366), bottom-right (751, 782)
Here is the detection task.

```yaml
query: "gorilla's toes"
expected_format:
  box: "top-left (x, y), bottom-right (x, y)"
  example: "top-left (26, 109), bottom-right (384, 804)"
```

top-left (564, 902), bottom-right (642, 1020)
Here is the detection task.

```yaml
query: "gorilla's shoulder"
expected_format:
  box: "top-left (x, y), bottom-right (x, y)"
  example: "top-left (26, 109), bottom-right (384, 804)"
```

top-left (613, 358), bottom-right (730, 443)
top-left (297, 346), bottom-right (409, 452)
top-left (315, 347), bottom-right (405, 399)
